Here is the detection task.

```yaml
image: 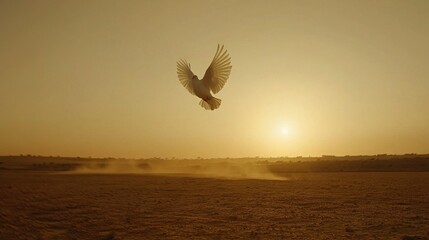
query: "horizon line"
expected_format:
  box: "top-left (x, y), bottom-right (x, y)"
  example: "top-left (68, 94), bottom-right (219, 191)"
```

top-left (1, 153), bottom-right (428, 160)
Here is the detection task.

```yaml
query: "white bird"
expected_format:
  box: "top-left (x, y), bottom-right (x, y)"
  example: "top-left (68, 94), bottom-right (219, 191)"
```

top-left (177, 44), bottom-right (232, 110)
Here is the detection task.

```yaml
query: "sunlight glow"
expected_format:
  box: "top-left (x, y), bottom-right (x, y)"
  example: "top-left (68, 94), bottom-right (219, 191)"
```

top-left (280, 127), bottom-right (289, 135)
top-left (279, 126), bottom-right (290, 136)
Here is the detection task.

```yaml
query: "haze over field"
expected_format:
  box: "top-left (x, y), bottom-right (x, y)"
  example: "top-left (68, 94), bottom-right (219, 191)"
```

top-left (1, 0), bottom-right (428, 159)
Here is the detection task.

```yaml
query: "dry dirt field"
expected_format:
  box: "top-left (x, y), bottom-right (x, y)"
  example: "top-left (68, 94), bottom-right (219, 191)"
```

top-left (1, 170), bottom-right (429, 240)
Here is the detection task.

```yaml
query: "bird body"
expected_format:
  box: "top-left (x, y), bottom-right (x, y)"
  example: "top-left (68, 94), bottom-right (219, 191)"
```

top-left (177, 45), bottom-right (232, 110)
top-left (192, 77), bottom-right (211, 100)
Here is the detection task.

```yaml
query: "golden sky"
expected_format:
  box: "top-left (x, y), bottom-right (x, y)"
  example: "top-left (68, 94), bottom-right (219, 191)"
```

top-left (1, 0), bottom-right (428, 158)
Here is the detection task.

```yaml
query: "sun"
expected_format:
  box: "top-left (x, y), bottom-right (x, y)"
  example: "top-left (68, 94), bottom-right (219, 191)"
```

top-left (280, 126), bottom-right (290, 136)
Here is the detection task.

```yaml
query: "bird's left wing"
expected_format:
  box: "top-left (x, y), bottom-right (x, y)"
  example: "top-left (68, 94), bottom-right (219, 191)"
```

top-left (177, 59), bottom-right (195, 95)
top-left (202, 45), bottom-right (232, 94)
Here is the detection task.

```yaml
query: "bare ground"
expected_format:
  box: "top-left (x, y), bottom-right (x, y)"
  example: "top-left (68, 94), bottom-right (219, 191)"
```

top-left (1, 171), bottom-right (429, 239)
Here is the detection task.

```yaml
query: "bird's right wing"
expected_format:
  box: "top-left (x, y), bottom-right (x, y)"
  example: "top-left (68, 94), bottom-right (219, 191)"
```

top-left (177, 59), bottom-right (195, 95)
top-left (202, 45), bottom-right (232, 94)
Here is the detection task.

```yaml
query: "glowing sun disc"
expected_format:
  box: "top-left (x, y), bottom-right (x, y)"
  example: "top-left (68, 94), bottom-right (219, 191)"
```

top-left (280, 127), bottom-right (289, 135)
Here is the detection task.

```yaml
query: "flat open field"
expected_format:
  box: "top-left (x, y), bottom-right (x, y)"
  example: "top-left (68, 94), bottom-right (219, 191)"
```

top-left (1, 170), bottom-right (429, 239)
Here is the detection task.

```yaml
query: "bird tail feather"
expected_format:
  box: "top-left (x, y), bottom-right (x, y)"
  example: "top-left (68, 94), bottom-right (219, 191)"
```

top-left (199, 97), bottom-right (221, 110)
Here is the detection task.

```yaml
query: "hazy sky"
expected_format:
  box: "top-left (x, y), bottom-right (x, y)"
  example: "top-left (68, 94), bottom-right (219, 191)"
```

top-left (1, 0), bottom-right (428, 158)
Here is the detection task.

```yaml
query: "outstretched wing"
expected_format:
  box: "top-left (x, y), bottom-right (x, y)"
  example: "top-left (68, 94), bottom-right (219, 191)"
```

top-left (177, 59), bottom-right (195, 95)
top-left (202, 44), bottom-right (232, 94)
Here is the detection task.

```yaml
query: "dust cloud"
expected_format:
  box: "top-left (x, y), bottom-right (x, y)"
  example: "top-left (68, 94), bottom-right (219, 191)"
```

top-left (71, 159), bottom-right (285, 180)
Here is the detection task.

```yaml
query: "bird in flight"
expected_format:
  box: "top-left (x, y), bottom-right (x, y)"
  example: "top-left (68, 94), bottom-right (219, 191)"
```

top-left (177, 45), bottom-right (232, 110)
